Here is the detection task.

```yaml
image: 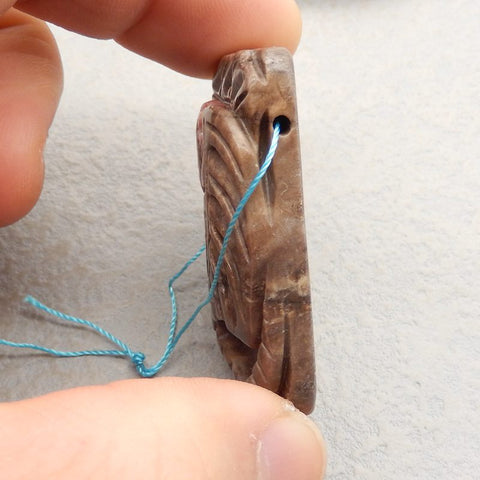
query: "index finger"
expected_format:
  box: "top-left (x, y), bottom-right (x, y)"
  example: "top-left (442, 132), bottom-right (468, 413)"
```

top-left (15, 0), bottom-right (302, 77)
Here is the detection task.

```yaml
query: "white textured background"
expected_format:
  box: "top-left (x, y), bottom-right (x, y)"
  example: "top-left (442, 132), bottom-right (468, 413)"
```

top-left (1, 1), bottom-right (479, 478)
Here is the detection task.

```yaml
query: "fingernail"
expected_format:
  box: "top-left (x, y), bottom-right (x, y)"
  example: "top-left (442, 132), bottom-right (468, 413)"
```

top-left (258, 409), bottom-right (326, 480)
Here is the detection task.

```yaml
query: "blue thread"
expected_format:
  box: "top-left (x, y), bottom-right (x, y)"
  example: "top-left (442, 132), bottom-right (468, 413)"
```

top-left (0, 121), bottom-right (282, 377)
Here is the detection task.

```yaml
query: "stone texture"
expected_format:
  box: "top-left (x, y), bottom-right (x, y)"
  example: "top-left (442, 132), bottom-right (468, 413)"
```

top-left (196, 47), bottom-right (316, 414)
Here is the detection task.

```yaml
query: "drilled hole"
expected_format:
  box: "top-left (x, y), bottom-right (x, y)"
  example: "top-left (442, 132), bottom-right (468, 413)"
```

top-left (274, 115), bottom-right (291, 135)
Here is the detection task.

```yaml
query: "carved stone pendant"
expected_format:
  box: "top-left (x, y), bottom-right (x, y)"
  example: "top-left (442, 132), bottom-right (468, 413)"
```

top-left (196, 47), bottom-right (315, 414)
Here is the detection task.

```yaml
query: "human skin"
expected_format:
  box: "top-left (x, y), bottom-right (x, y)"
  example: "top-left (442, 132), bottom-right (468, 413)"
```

top-left (0, 378), bottom-right (326, 479)
top-left (0, 1), bottom-right (326, 479)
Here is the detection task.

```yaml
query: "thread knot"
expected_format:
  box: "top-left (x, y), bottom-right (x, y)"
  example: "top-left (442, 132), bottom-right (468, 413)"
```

top-left (131, 352), bottom-right (145, 367)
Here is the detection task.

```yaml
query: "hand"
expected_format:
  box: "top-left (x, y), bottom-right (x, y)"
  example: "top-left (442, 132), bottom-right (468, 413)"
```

top-left (0, 0), bottom-right (302, 227)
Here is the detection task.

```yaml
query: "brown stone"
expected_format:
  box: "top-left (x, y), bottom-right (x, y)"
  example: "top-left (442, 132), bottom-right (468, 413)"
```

top-left (196, 47), bottom-right (316, 414)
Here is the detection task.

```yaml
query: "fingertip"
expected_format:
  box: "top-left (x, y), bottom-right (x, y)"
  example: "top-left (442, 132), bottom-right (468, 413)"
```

top-left (0, 169), bottom-right (44, 228)
top-left (195, 0), bottom-right (303, 78)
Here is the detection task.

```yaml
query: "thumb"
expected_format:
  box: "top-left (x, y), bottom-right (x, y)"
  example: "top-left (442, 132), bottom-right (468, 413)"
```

top-left (0, 377), bottom-right (326, 479)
